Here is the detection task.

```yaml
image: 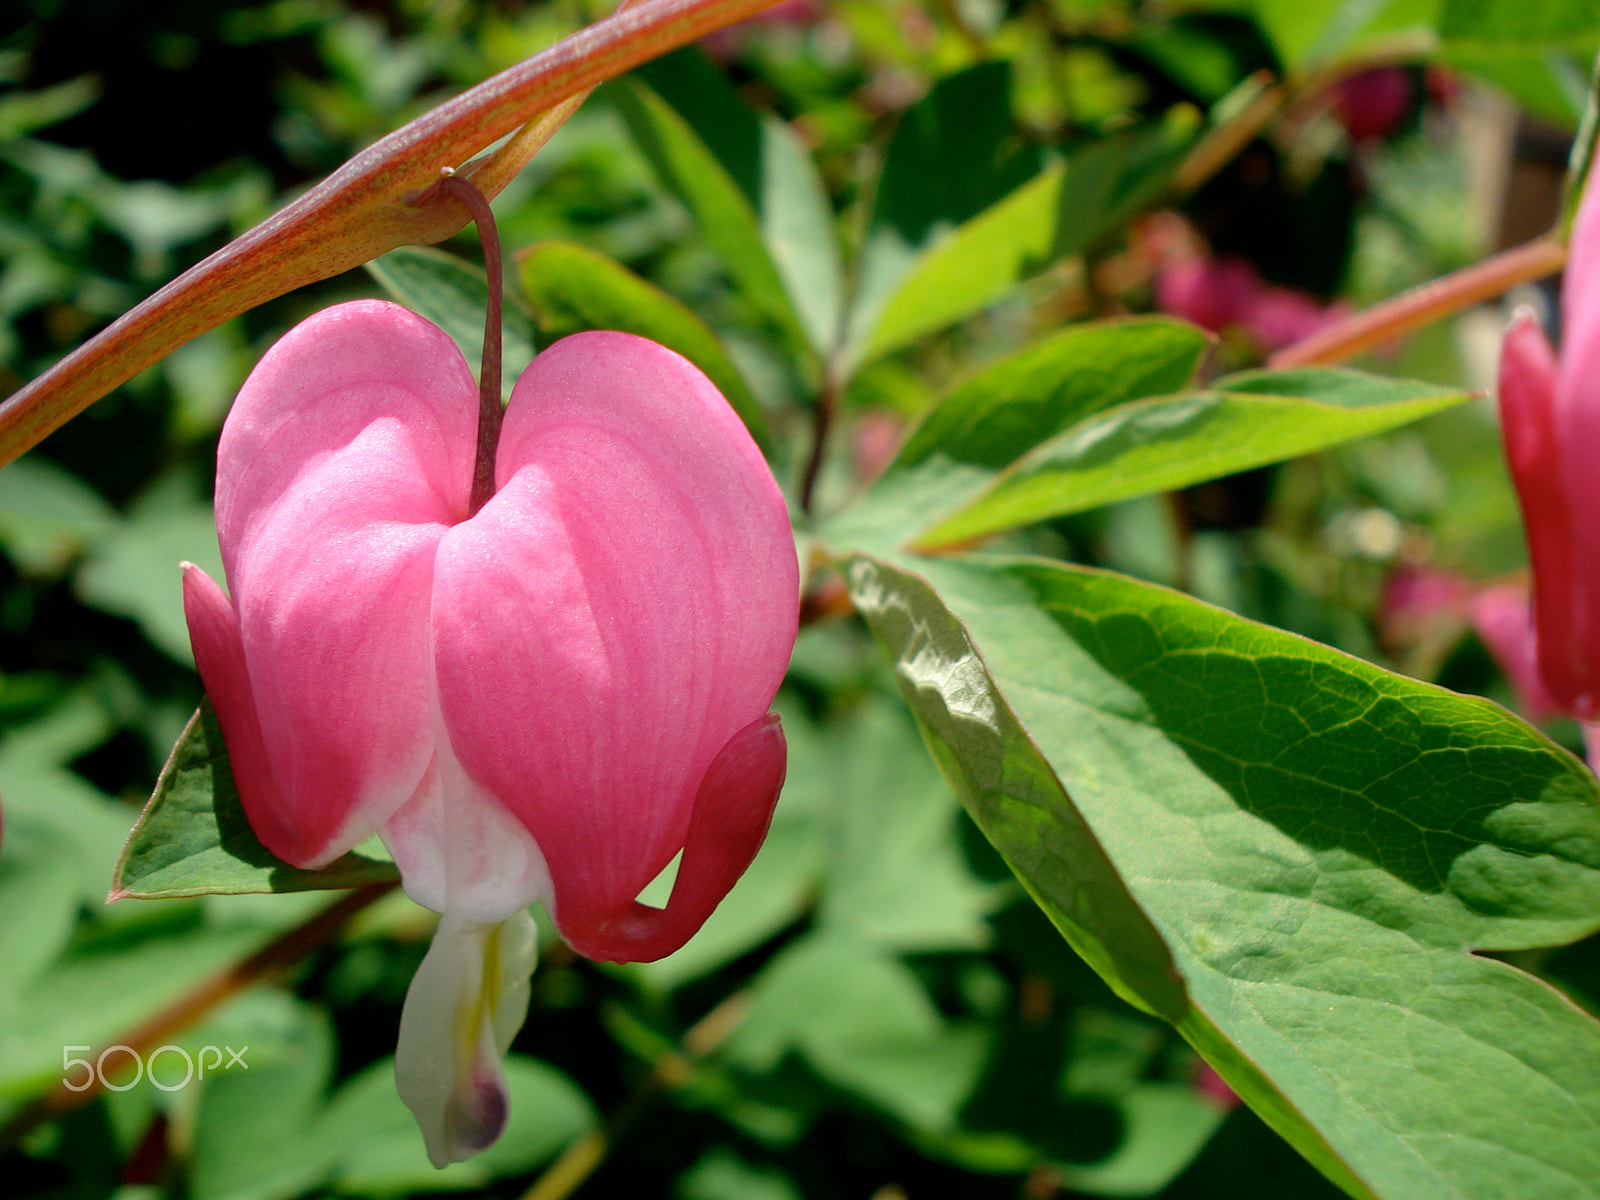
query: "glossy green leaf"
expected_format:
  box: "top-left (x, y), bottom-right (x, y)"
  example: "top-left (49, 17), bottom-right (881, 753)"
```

top-left (824, 319), bottom-right (1210, 555)
top-left (847, 552), bottom-right (1600, 1200)
top-left (365, 244), bottom-right (539, 400)
top-left (517, 239), bottom-right (769, 444)
top-left (614, 78), bottom-right (815, 361)
top-left (847, 366), bottom-right (1465, 553)
top-left (919, 369), bottom-right (1466, 547)
top-left (849, 116), bottom-right (1197, 369)
top-left (113, 702), bottom-right (399, 899)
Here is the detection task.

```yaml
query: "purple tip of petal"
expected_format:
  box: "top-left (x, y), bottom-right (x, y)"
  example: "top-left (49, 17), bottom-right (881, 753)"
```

top-left (446, 1067), bottom-right (510, 1161)
top-left (562, 713), bottom-right (788, 963)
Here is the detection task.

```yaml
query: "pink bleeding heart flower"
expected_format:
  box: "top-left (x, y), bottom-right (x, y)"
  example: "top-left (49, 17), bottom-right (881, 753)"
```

top-left (182, 300), bottom-right (798, 1165)
top-left (1496, 171), bottom-right (1600, 728)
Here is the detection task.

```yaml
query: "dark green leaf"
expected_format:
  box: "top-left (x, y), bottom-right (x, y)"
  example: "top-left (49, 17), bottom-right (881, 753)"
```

top-left (113, 703), bottom-right (398, 899)
top-left (848, 552), bottom-right (1600, 1200)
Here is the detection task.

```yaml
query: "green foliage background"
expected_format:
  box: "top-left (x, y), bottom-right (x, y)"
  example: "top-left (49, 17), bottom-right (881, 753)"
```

top-left (3, 1), bottom-right (1600, 1198)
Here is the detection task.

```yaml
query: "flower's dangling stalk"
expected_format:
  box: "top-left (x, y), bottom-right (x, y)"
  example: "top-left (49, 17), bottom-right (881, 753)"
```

top-left (435, 170), bottom-right (505, 516)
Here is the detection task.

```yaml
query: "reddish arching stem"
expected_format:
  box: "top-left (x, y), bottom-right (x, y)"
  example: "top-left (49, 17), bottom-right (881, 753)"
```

top-left (1268, 236), bottom-right (1568, 370)
top-left (434, 173), bottom-right (505, 516)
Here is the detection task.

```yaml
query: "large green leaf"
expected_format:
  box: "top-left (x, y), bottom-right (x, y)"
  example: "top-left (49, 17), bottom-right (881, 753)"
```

top-left (825, 318), bottom-right (1209, 554)
top-left (915, 368), bottom-right (1468, 548)
top-left (847, 552), bottom-right (1600, 1200)
top-left (829, 362), bottom-right (1465, 554)
top-left (75, 467), bottom-right (222, 664)
top-left (113, 702), bottom-right (398, 899)
top-left (517, 239), bottom-right (769, 445)
top-left (723, 933), bottom-right (992, 1132)
top-left (613, 78), bottom-right (818, 361)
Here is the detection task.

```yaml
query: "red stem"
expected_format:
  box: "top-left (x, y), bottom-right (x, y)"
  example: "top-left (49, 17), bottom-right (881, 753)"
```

top-left (435, 174), bottom-right (505, 516)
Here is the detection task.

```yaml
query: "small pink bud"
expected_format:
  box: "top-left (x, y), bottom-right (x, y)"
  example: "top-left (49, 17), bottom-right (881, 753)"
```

top-left (185, 301), bottom-right (799, 1162)
top-left (1495, 170), bottom-right (1600, 721)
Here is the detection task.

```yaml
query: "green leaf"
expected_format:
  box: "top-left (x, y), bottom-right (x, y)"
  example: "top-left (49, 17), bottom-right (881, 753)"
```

top-left (915, 369), bottom-right (1466, 548)
top-left (1438, 45), bottom-right (1590, 126)
top-left (321, 1055), bottom-right (596, 1192)
top-left (849, 116), bottom-right (1198, 369)
top-left (1439, 0), bottom-right (1600, 42)
top-left (0, 455), bottom-right (117, 576)
top-left (188, 1004), bottom-right (338, 1200)
top-left (0, 921), bottom-right (267, 1095)
top-left (813, 700), bottom-right (1002, 952)
top-left (870, 61), bottom-right (1045, 248)
top-left (366, 245), bottom-right (539, 399)
top-left (614, 78), bottom-right (816, 361)
top-left (113, 702), bottom-right (398, 899)
top-left (633, 51), bottom-right (845, 358)
top-left (0, 825), bottom-right (85, 1001)
top-left (0, 695), bottom-right (142, 905)
top-left (75, 467), bottom-right (223, 664)
top-left (724, 934), bottom-right (991, 1132)
top-left (1250, 0), bottom-right (1443, 69)
top-left (825, 319), bottom-right (1210, 555)
top-left (517, 239), bottom-right (770, 445)
top-left (847, 552), bottom-right (1600, 1200)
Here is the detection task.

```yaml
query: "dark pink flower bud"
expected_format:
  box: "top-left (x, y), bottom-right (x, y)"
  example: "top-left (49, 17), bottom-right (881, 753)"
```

top-left (1496, 170), bottom-right (1600, 721)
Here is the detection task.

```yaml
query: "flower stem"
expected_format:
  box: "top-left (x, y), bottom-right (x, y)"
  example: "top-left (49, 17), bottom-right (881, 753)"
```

top-left (435, 173), bottom-right (505, 516)
top-left (1268, 236), bottom-right (1568, 370)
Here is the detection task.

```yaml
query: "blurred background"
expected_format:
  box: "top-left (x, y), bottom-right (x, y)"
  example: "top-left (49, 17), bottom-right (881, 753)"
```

top-left (2, 1), bottom-right (1597, 1197)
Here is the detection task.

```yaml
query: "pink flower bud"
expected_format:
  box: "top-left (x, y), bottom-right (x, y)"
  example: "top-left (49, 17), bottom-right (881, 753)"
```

top-left (183, 300), bottom-right (798, 1163)
top-left (1496, 174), bottom-right (1600, 721)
